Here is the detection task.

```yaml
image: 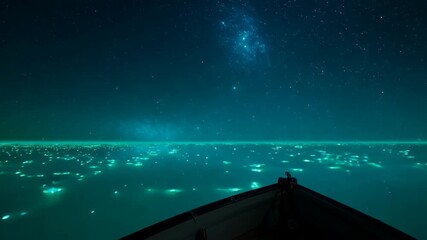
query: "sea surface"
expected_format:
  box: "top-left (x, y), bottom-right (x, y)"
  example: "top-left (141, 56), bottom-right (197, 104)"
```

top-left (0, 142), bottom-right (426, 239)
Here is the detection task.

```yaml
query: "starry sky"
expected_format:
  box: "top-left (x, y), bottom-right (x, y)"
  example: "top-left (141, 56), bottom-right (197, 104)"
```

top-left (0, 0), bottom-right (426, 141)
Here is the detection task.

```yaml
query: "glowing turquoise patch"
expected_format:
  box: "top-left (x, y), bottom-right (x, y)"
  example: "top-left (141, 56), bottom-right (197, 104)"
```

top-left (43, 187), bottom-right (63, 194)
top-left (291, 168), bottom-right (303, 172)
top-left (2, 215), bottom-right (10, 220)
top-left (165, 189), bottom-right (182, 195)
top-left (20, 212), bottom-right (27, 216)
top-left (249, 164), bottom-right (264, 168)
top-left (216, 188), bottom-right (242, 193)
top-left (77, 175), bottom-right (85, 181)
top-left (399, 150), bottom-right (410, 155)
top-left (168, 149), bottom-right (178, 154)
top-left (251, 168), bottom-right (262, 172)
top-left (222, 161), bottom-right (231, 165)
top-left (107, 159), bottom-right (117, 167)
top-left (413, 163), bottom-right (427, 169)
top-left (53, 172), bottom-right (70, 176)
top-left (148, 151), bottom-right (158, 156)
top-left (367, 162), bottom-right (383, 168)
top-left (251, 182), bottom-right (260, 189)
top-left (328, 166), bottom-right (341, 170)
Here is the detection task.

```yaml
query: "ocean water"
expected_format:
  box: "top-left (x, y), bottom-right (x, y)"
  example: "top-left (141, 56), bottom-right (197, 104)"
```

top-left (0, 142), bottom-right (426, 239)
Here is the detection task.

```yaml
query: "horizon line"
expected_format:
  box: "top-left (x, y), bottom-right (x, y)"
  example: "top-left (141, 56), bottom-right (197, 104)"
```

top-left (0, 140), bottom-right (427, 145)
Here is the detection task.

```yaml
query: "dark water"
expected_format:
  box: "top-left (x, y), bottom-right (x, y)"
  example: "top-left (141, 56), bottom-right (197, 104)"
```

top-left (0, 142), bottom-right (426, 239)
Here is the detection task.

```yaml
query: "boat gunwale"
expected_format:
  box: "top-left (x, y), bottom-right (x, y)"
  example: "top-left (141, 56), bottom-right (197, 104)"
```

top-left (121, 183), bottom-right (278, 239)
top-left (122, 181), bottom-right (415, 239)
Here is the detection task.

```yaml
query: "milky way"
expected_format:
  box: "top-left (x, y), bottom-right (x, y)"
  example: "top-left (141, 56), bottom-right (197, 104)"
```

top-left (218, 3), bottom-right (268, 69)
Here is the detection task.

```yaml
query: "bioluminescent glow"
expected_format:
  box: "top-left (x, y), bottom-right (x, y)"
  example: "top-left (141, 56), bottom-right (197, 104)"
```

top-left (216, 188), bottom-right (243, 193)
top-left (367, 162), bottom-right (383, 168)
top-left (53, 172), bottom-right (71, 176)
top-left (291, 168), bottom-right (304, 172)
top-left (1, 142), bottom-right (426, 239)
top-left (165, 189), bottom-right (183, 195)
top-left (43, 187), bottom-right (63, 194)
top-left (251, 182), bottom-right (260, 189)
top-left (249, 164), bottom-right (264, 168)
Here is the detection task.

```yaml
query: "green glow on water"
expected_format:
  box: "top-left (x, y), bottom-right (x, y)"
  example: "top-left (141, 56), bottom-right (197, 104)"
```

top-left (367, 162), bottom-right (383, 168)
top-left (53, 172), bottom-right (71, 176)
top-left (291, 168), bottom-right (304, 172)
top-left (216, 188), bottom-right (242, 193)
top-left (168, 149), bottom-right (178, 154)
top-left (251, 182), bottom-right (260, 189)
top-left (413, 163), bottom-right (427, 169)
top-left (165, 189), bottom-right (183, 195)
top-left (2, 215), bottom-right (10, 220)
top-left (0, 140), bottom-right (425, 239)
top-left (43, 187), bottom-right (63, 194)
top-left (249, 164), bottom-right (265, 168)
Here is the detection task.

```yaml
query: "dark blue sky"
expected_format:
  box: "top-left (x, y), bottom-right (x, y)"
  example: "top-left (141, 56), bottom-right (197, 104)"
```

top-left (0, 0), bottom-right (426, 141)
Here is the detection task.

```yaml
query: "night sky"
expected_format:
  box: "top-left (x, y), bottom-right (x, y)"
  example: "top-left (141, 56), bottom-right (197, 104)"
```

top-left (1, 0), bottom-right (426, 141)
